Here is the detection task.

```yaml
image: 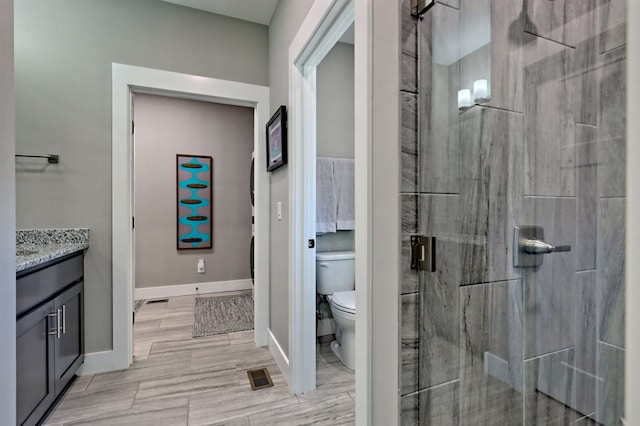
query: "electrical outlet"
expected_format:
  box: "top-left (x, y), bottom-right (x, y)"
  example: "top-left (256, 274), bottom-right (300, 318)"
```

top-left (197, 259), bottom-right (205, 274)
top-left (277, 201), bottom-right (282, 221)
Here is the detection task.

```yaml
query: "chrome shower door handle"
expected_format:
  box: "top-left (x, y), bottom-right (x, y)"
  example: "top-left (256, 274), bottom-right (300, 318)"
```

top-left (523, 239), bottom-right (571, 255)
top-left (514, 225), bottom-right (571, 268)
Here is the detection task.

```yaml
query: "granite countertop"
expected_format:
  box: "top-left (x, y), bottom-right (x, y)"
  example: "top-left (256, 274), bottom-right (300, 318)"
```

top-left (16, 228), bottom-right (89, 273)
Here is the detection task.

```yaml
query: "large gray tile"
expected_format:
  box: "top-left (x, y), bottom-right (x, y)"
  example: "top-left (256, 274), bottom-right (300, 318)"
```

top-left (60, 397), bottom-right (189, 426)
top-left (596, 343), bottom-right (624, 425)
top-left (575, 368), bottom-right (597, 419)
top-left (570, 1), bottom-right (601, 126)
top-left (524, 348), bottom-right (576, 424)
top-left (459, 280), bottom-right (523, 425)
top-left (149, 333), bottom-right (230, 355)
top-left (246, 394), bottom-right (355, 426)
top-left (87, 351), bottom-right (191, 389)
top-left (439, 0), bottom-right (459, 9)
top-left (576, 271), bottom-right (597, 374)
top-left (418, 195), bottom-right (460, 389)
top-left (576, 125), bottom-right (598, 271)
top-left (135, 368), bottom-right (238, 400)
top-left (210, 417), bottom-right (250, 426)
top-left (45, 382), bottom-right (138, 425)
top-left (600, 0), bottom-right (626, 53)
top-left (158, 312), bottom-right (194, 328)
top-left (523, 33), bottom-right (576, 197)
top-left (188, 379), bottom-right (298, 426)
top-left (401, 195), bottom-right (419, 294)
top-left (523, 197), bottom-right (577, 358)
top-left (419, 3), bottom-right (461, 194)
top-left (135, 324), bottom-right (195, 345)
top-left (575, 415), bottom-right (599, 426)
top-left (598, 47), bottom-right (626, 198)
top-left (67, 374), bottom-right (93, 394)
top-left (419, 381), bottom-right (459, 425)
top-left (598, 198), bottom-right (625, 348)
top-left (229, 329), bottom-right (255, 345)
top-left (401, 293), bottom-right (419, 395)
top-left (525, 0), bottom-right (568, 45)
top-left (400, 381), bottom-right (460, 426)
top-left (400, 391), bottom-right (418, 426)
top-left (401, 0), bottom-right (418, 93)
top-left (189, 342), bottom-right (274, 373)
top-left (299, 359), bottom-right (354, 403)
top-left (525, 0), bottom-right (598, 48)
top-left (459, 107), bottom-right (524, 286)
top-left (402, 92), bottom-right (419, 193)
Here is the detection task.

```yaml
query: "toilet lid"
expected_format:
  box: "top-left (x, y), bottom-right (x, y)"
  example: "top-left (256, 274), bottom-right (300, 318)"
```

top-left (331, 290), bottom-right (356, 314)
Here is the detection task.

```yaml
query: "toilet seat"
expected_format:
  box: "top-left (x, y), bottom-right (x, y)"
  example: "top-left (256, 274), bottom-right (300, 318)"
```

top-left (329, 290), bottom-right (355, 315)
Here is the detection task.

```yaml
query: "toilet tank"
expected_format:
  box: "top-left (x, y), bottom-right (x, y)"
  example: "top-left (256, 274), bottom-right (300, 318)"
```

top-left (316, 251), bottom-right (356, 295)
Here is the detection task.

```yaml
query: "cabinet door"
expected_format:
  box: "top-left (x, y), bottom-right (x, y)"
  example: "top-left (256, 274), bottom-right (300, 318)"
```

top-left (54, 282), bottom-right (84, 395)
top-left (16, 301), bottom-right (56, 426)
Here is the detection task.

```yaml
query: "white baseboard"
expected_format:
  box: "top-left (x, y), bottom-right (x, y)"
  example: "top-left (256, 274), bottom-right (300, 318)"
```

top-left (77, 350), bottom-right (121, 376)
top-left (134, 279), bottom-right (252, 300)
top-left (268, 328), bottom-right (291, 389)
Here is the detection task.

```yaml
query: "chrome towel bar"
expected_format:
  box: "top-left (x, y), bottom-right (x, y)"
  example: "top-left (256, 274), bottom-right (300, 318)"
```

top-left (15, 154), bottom-right (59, 164)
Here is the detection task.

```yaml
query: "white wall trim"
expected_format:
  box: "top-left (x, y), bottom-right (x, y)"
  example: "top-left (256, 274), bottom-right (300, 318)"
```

top-left (268, 328), bottom-right (291, 386)
top-left (134, 279), bottom-right (252, 300)
top-left (354, 0), bottom-right (372, 423)
top-left (288, 0), bottom-right (357, 396)
top-left (626, 1), bottom-right (639, 424)
top-left (77, 350), bottom-right (118, 376)
top-left (112, 64), bottom-right (270, 373)
top-left (368, 0), bottom-right (400, 424)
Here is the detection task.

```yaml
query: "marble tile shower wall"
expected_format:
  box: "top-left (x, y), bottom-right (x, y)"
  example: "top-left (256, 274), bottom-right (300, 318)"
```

top-left (399, 0), bottom-right (626, 425)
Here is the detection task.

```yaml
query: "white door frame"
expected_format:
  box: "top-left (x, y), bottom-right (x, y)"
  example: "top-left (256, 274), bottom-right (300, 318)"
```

top-left (107, 63), bottom-right (270, 372)
top-left (288, 2), bottom-right (372, 421)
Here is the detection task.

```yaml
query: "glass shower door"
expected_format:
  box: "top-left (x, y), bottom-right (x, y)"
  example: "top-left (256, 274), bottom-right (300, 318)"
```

top-left (400, 0), bottom-right (626, 424)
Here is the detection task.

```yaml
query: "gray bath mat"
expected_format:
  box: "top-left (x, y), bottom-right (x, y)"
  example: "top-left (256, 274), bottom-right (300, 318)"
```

top-left (193, 293), bottom-right (254, 337)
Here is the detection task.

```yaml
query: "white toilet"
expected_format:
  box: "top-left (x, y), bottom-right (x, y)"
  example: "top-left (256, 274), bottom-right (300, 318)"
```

top-left (316, 250), bottom-right (356, 370)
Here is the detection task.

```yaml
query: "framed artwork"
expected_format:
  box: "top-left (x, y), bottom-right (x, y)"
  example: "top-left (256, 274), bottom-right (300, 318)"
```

top-left (176, 154), bottom-right (212, 250)
top-left (266, 105), bottom-right (288, 172)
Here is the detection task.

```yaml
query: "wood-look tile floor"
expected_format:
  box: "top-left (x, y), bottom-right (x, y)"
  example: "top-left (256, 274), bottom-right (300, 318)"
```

top-left (44, 291), bottom-right (355, 426)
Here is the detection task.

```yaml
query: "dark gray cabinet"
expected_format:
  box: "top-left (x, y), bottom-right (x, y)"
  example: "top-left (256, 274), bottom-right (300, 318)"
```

top-left (16, 301), bottom-right (55, 426)
top-left (16, 253), bottom-right (84, 426)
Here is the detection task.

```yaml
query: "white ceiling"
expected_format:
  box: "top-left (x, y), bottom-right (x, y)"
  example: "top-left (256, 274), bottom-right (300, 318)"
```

top-left (161, 0), bottom-right (279, 25)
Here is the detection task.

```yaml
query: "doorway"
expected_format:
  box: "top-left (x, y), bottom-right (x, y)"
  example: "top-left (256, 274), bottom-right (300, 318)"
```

top-left (287, 0), bottom-right (360, 397)
top-left (110, 63), bottom-right (270, 371)
top-left (131, 93), bottom-right (255, 356)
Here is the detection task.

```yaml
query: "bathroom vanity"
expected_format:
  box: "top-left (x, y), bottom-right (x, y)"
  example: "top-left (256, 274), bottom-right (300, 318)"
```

top-left (15, 229), bottom-right (88, 426)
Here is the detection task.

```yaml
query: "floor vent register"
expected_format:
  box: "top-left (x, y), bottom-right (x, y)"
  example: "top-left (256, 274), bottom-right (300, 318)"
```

top-left (247, 368), bottom-right (274, 391)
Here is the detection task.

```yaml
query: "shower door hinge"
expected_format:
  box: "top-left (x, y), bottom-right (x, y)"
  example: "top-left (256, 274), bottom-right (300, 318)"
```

top-left (411, 0), bottom-right (436, 18)
top-left (410, 235), bottom-right (436, 272)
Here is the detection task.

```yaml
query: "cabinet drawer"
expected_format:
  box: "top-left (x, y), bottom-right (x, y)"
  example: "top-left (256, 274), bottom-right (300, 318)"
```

top-left (17, 254), bottom-right (83, 317)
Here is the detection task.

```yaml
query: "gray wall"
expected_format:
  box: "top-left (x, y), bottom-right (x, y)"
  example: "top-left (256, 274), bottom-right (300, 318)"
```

top-left (267, 0), bottom-right (314, 357)
top-left (134, 94), bottom-right (253, 289)
top-left (0, 0), bottom-right (16, 421)
top-left (14, 0), bottom-right (268, 353)
top-left (317, 42), bottom-right (355, 159)
top-left (316, 41), bottom-right (355, 253)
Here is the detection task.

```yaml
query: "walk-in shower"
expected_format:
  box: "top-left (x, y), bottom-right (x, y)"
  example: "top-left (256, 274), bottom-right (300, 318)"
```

top-left (400, 0), bottom-right (626, 424)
